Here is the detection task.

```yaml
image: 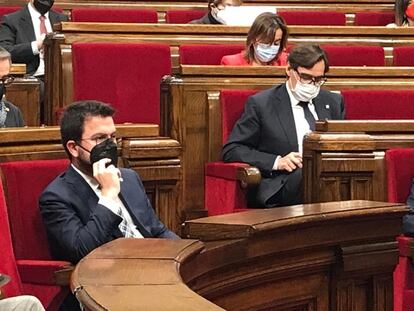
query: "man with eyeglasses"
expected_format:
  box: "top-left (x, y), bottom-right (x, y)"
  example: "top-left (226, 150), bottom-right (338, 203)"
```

top-left (40, 101), bottom-right (179, 266)
top-left (222, 44), bottom-right (345, 207)
top-left (0, 47), bottom-right (24, 128)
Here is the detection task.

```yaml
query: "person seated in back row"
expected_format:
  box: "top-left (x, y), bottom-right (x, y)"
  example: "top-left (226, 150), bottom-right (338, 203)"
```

top-left (387, 0), bottom-right (414, 27)
top-left (0, 47), bottom-right (24, 127)
top-left (222, 44), bottom-right (345, 207)
top-left (221, 12), bottom-right (288, 66)
top-left (189, 0), bottom-right (242, 24)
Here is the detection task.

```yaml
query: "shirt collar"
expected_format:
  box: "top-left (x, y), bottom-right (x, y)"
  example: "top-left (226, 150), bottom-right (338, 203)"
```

top-left (285, 81), bottom-right (314, 108)
top-left (27, 3), bottom-right (50, 19)
top-left (71, 163), bottom-right (100, 191)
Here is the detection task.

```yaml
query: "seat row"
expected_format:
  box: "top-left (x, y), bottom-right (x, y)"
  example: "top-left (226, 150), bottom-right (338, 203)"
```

top-left (0, 6), bottom-right (396, 26)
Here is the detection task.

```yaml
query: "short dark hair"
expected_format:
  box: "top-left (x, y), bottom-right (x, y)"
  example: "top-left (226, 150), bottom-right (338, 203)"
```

top-left (288, 44), bottom-right (329, 73)
top-left (60, 100), bottom-right (115, 157)
top-left (245, 13), bottom-right (288, 64)
top-left (207, 0), bottom-right (242, 12)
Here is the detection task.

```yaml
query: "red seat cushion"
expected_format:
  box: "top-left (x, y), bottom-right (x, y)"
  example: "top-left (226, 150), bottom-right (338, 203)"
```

top-left (385, 149), bottom-right (414, 203)
top-left (180, 44), bottom-right (244, 65)
top-left (165, 10), bottom-right (206, 23)
top-left (0, 159), bottom-right (69, 261)
top-left (278, 11), bottom-right (346, 25)
top-left (354, 12), bottom-right (395, 26)
top-left (0, 6), bottom-right (21, 18)
top-left (72, 42), bottom-right (171, 124)
top-left (221, 89), bottom-right (259, 143)
top-left (322, 45), bottom-right (385, 66)
top-left (393, 47), bottom-right (414, 66)
top-left (71, 8), bottom-right (158, 23)
top-left (341, 90), bottom-right (414, 120)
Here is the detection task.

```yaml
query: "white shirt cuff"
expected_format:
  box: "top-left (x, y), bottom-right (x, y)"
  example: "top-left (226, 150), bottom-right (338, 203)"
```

top-left (98, 197), bottom-right (120, 215)
top-left (272, 155), bottom-right (281, 171)
top-left (31, 41), bottom-right (39, 55)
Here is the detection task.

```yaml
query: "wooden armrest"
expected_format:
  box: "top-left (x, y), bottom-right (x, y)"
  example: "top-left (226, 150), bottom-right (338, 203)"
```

top-left (236, 166), bottom-right (261, 188)
top-left (54, 265), bottom-right (74, 286)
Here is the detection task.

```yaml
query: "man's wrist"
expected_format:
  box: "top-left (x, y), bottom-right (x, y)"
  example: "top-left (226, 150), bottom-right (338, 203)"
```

top-left (272, 155), bottom-right (281, 171)
top-left (31, 41), bottom-right (39, 55)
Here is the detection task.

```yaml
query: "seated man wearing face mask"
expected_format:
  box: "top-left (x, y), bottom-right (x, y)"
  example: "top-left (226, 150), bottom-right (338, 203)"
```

top-left (40, 101), bottom-right (179, 266)
top-left (189, 0), bottom-right (242, 24)
top-left (0, 47), bottom-right (24, 127)
top-left (222, 44), bottom-right (345, 208)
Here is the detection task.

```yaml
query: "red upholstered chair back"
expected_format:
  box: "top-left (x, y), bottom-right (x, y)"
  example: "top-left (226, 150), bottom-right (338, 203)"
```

top-left (0, 178), bottom-right (22, 297)
top-left (393, 47), bottom-right (414, 66)
top-left (278, 11), bottom-right (346, 25)
top-left (72, 42), bottom-right (171, 124)
top-left (165, 10), bottom-right (206, 23)
top-left (354, 12), bottom-right (395, 26)
top-left (71, 8), bottom-right (158, 23)
top-left (386, 149), bottom-right (414, 203)
top-left (322, 45), bottom-right (385, 66)
top-left (179, 44), bottom-right (245, 65)
top-left (221, 89), bottom-right (259, 144)
top-left (0, 6), bottom-right (21, 18)
top-left (0, 159), bottom-right (69, 261)
top-left (341, 90), bottom-right (414, 119)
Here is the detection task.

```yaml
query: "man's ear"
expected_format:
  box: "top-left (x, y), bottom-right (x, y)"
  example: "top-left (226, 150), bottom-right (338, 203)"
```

top-left (285, 65), bottom-right (291, 77)
top-left (66, 140), bottom-right (79, 158)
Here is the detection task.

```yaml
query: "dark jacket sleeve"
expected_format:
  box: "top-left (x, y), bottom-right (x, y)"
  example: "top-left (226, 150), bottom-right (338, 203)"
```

top-left (403, 179), bottom-right (414, 237)
top-left (39, 186), bottom-right (124, 263)
top-left (0, 15), bottom-right (37, 64)
top-left (221, 96), bottom-right (277, 175)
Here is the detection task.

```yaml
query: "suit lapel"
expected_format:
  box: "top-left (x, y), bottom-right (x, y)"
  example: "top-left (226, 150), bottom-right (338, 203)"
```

top-left (19, 6), bottom-right (36, 42)
top-left (313, 95), bottom-right (331, 120)
top-left (273, 84), bottom-right (298, 150)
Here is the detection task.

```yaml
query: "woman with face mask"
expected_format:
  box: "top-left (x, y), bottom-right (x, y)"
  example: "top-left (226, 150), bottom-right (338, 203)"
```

top-left (221, 12), bottom-right (288, 66)
top-left (387, 0), bottom-right (414, 27)
top-left (189, 0), bottom-right (242, 24)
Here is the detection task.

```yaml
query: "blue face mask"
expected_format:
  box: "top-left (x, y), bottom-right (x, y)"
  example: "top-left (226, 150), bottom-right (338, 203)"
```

top-left (254, 43), bottom-right (280, 63)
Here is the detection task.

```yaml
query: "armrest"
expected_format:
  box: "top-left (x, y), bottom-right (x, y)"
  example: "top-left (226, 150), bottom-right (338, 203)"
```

top-left (17, 259), bottom-right (73, 286)
top-left (398, 235), bottom-right (414, 257)
top-left (205, 161), bottom-right (261, 188)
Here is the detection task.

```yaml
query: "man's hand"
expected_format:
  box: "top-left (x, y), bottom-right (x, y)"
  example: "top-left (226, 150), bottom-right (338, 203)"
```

top-left (93, 158), bottom-right (121, 201)
top-left (277, 152), bottom-right (303, 172)
top-left (36, 34), bottom-right (46, 51)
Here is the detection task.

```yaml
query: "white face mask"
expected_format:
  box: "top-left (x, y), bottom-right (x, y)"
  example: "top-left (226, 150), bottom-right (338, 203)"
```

top-left (254, 43), bottom-right (280, 63)
top-left (212, 7), bottom-right (227, 24)
top-left (291, 79), bottom-right (321, 102)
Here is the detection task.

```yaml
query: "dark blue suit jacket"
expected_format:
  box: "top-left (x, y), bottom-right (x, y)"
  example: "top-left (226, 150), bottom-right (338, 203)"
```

top-left (39, 165), bottom-right (179, 263)
top-left (0, 6), bottom-right (68, 75)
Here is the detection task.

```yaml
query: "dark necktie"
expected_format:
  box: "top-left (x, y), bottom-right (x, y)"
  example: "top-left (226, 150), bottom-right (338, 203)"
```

top-left (39, 15), bottom-right (47, 35)
top-left (298, 101), bottom-right (316, 131)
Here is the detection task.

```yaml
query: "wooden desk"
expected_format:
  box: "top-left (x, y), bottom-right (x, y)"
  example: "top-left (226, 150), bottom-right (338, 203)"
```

top-left (72, 200), bottom-right (406, 311)
top-left (159, 66), bottom-right (414, 217)
top-left (0, 125), bottom-right (183, 233)
top-left (303, 120), bottom-right (414, 203)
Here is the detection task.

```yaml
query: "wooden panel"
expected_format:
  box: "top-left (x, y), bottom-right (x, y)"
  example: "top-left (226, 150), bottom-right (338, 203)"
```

top-left (72, 200), bottom-right (407, 311)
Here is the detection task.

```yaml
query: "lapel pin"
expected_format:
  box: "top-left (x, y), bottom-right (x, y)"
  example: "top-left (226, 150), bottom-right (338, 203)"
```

top-left (325, 105), bottom-right (330, 109)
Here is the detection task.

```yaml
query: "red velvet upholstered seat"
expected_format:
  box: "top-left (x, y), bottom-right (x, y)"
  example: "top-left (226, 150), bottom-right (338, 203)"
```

top-left (72, 42), bottom-right (171, 124)
top-left (71, 8), bottom-right (158, 23)
top-left (341, 90), bottom-right (414, 119)
top-left (165, 10), bottom-right (206, 23)
top-left (278, 11), bottom-right (346, 25)
top-left (0, 6), bottom-right (21, 18)
top-left (205, 89), bottom-right (259, 215)
top-left (322, 45), bottom-right (385, 66)
top-left (386, 149), bottom-right (414, 311)
top-left (179, 44), bottom-right (245, 65)
top-left (0, 159), bottom-right (71, 310)
top-left (354, 12), bottom-right (395, 26)
top-left (393, 47), bottom-right (414, 66)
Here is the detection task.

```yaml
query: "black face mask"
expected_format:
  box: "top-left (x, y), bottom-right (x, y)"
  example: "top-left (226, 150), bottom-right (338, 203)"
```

top-left (33, 0), bottom-right (55, 15)
top-left (89, 138), bottom-right (118, 167)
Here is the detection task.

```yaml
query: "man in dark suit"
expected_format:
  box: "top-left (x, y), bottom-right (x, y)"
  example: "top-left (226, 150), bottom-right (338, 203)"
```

top-left (189, 0), bottom-right (242, 24)
top-left (40, 101), bottom-right (179, 266)
top-left (222, 44), bottom-right (345, 207)
top-left (0, 0), bottom-right (68, 76)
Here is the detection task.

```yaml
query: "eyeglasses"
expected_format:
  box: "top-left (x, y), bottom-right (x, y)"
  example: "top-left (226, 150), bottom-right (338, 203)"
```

top-left (0, 75), bottom-right (14, 86)
top-left (294, 69), bottom-right (327, 86)
top-left (79, 134), bottom-right (120, 146)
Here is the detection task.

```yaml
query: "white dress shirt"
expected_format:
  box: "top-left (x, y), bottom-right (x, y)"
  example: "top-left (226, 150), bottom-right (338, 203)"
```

top-left (71, 164), bottom-right (144, 238)
top-left (27, 3), bottom-right (52, 76)
top-left (272, 82), bottom-right (319, 170)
